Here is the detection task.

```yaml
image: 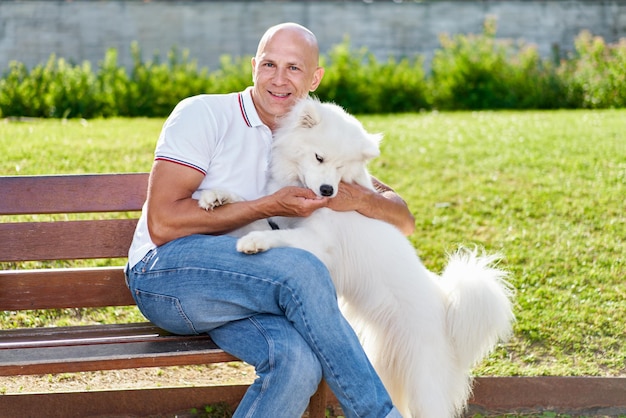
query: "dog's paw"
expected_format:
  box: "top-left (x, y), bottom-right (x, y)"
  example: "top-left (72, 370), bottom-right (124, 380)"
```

top-left (236, 232), bottom-right (272, 254)
top-left (198, 189), bottom-right (242, 210)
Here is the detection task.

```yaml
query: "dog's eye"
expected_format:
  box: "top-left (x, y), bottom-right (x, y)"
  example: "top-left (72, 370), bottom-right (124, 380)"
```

top-left (315, 154), bottom-right (324, 163)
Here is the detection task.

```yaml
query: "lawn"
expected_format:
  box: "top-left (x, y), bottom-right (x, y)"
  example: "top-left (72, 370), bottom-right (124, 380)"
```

top-left (1, 110), bottom-right (624, 381)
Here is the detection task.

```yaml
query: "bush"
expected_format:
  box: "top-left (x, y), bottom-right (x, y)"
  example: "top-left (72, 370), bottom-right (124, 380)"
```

top-left (429, 18), bottom-right (567, 110)
top-left (0, 43), bottom-right (216, 118)
top-left (0, 61), bottom-right (38, 117)
top-left (1, 21), bottom-right (624, 118)
top-left (317, 39), bottom-right (429, 114)
top-left (0, 55), bottom-right (99, 118)
top-left (94, 48), bottom-right (132, 117)
top-left (316, 41), bottom-right (378, 113)
top-left (207, 54), bottom-right (253, 95)
top-left (559, 30), bottom-right (626, 109)
top-left (126, 42), bottom-right (214, 117)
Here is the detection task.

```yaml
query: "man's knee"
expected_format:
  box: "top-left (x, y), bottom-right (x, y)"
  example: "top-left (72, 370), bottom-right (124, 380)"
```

top-left (279, 247), bottom-right (335, 291)
top-left (272, 335), bottom-right (323, 391)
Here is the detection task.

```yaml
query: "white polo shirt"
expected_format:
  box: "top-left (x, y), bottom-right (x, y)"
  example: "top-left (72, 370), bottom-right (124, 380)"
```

top-left (128, 87), bottom-right (273, 267)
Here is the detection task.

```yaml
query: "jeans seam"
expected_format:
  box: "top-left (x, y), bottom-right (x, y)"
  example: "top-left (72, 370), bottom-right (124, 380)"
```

top-left (134, 288), bottom-right (199, 335)
top-left (244, 316), bottom-right (275, 418)
top-left (281, 281), bottom-right (359, 417)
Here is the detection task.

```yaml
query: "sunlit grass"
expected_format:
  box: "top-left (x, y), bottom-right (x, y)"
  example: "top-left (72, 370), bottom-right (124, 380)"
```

top-left (2, 110), bottom-right (625, 378)
top-left (1, 117), bottom-right (159, 175)
top-left (364, 110), bottom-right (626, 377)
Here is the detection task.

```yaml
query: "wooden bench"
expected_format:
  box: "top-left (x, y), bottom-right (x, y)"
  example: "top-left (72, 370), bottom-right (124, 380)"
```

top-left (0, 173), bottom-right (328, 417)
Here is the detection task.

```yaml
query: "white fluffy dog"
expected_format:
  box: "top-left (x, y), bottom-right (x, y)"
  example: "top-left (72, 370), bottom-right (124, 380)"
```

top-left (199, 98), bottom-right (515, 418)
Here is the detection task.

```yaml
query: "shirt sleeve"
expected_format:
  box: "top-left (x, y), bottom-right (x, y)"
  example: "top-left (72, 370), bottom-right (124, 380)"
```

top-left (154, 95), bottom-right (218, 175)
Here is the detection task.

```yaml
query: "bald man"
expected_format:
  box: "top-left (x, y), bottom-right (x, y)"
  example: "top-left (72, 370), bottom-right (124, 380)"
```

top-left (126, 23), bottom-right (408, 417)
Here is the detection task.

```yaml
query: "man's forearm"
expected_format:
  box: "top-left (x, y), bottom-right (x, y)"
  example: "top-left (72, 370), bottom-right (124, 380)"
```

top-left (358, 189), bottom-right (415, 236)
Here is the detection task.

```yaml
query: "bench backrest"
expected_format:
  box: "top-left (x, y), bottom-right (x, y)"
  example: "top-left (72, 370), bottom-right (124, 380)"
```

top-left (0, 173), bottom-right (149, 311)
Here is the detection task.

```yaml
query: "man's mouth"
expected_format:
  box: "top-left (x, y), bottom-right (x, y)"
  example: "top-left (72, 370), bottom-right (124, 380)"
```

top-left (270, 91), bottom-right (291, 98)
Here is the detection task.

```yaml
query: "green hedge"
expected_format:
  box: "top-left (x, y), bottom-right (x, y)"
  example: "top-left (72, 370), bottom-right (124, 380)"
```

top-left (1, 20), bottom-right (625, 118)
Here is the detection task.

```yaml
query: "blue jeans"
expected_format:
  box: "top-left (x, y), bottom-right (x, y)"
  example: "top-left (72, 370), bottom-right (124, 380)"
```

top-left (126, 234), bottom-right (401, 418)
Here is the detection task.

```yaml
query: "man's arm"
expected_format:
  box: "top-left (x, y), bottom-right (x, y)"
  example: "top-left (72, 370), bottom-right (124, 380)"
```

top-left (146, 160), bottom-right (331, 246)
top-left (327, 178), bottom-right (415, 236)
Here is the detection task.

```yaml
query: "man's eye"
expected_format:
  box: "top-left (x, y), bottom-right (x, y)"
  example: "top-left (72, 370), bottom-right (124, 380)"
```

top-left (315, 154), bottom-right (324, 163)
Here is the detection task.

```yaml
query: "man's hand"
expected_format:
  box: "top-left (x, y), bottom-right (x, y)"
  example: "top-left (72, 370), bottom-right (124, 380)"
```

top-left (326, 181), bottom-right (370, 212)
top-left (328, 180), bottom-right (416, 236)
top-left (269, 186), bottom-right (330, 217)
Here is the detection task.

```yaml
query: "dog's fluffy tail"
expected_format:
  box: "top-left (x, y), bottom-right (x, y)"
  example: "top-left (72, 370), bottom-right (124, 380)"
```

top-left (440, 248), bottom-right (515, 370)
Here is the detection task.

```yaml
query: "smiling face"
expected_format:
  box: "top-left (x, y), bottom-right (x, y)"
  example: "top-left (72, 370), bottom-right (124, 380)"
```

top-left (250, 23), bottom-right (325, 131)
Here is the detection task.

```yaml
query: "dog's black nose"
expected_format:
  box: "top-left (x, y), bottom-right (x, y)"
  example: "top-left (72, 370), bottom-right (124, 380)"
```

top-left (320, 185), bottom-right (334, 196)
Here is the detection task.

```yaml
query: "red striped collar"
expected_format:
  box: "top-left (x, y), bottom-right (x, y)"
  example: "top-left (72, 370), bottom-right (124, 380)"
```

top-left (238, 88), bottom-right (263, 128)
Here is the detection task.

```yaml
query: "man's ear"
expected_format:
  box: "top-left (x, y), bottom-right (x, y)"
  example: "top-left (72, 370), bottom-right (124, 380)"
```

top-left (250, 57), bottom-right (257, 83)
top-left (309, 67), bottom-right (325, 92)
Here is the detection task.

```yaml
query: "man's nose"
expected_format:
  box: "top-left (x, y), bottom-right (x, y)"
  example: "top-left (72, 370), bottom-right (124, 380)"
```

top-left (273, 68), bottom-right (287, 84)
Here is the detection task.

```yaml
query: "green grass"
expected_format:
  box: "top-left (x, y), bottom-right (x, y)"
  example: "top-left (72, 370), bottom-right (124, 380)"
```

top-left (0, 117), bottom-right (158, 174)
top-left (364, 110), bottom-right (626, 377)
top-left (1, 110), bottom-right (625, 379)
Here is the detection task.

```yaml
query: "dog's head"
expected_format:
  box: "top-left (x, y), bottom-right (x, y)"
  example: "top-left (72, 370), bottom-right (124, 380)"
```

top-left (271, 97), bottom-right (381, 197)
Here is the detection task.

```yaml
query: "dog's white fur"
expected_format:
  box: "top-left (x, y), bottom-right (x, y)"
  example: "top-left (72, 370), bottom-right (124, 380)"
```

top-left (199, 98), bottom-right (515, 418)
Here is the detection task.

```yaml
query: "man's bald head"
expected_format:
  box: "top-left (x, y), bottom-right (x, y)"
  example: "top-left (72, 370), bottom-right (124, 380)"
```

top-left (255, 22), bottom-right (320, 66)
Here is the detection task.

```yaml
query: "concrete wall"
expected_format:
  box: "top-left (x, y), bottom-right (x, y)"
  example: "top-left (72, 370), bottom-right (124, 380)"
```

top-left (1, 1), bottom-right (625, 72)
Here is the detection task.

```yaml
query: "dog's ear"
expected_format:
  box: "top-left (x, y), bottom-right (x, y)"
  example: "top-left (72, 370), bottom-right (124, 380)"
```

top-left (298, 100), bottom-right (321, 129)
top-left (362, 133), bottom-right (382, 160)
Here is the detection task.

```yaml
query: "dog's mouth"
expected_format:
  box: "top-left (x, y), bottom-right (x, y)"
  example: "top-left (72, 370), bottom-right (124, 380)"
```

top-left (310, 184), bottom-right (337, 198)
top-left (298, 172), bottom-right (339, 198)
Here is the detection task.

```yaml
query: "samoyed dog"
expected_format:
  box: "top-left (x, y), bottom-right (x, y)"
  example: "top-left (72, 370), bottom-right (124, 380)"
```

top-left (199, 98), bottom-right (515, 418)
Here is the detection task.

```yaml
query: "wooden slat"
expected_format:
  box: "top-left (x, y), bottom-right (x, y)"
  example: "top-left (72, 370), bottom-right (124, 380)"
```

top-left (0, 218), bottom-right (138, 262)
top-left (0, 385), bottom-right (328, 418)
top-left (0, 385), bottom-right (250, 418)
top-left (0, 323), bottom-right (238, 376)
top-left (0, 267), bottom-right (135, 310)
top-left (321, 377), bottom-right (626, 417)
top-left (468, 376), bottom-right (626, 414)
top-left (0, 323), bottom-right (168, 349)
top-left (0, 173), bottom-right (148, 215)
top-left (0, 377), bottom-right (623, 418)
top-left (0, 340), bottom-right (238, 376)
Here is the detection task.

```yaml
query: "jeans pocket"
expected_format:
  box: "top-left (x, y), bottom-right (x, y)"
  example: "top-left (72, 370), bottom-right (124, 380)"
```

top-left (134, 289), bottom-right (198, 335)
